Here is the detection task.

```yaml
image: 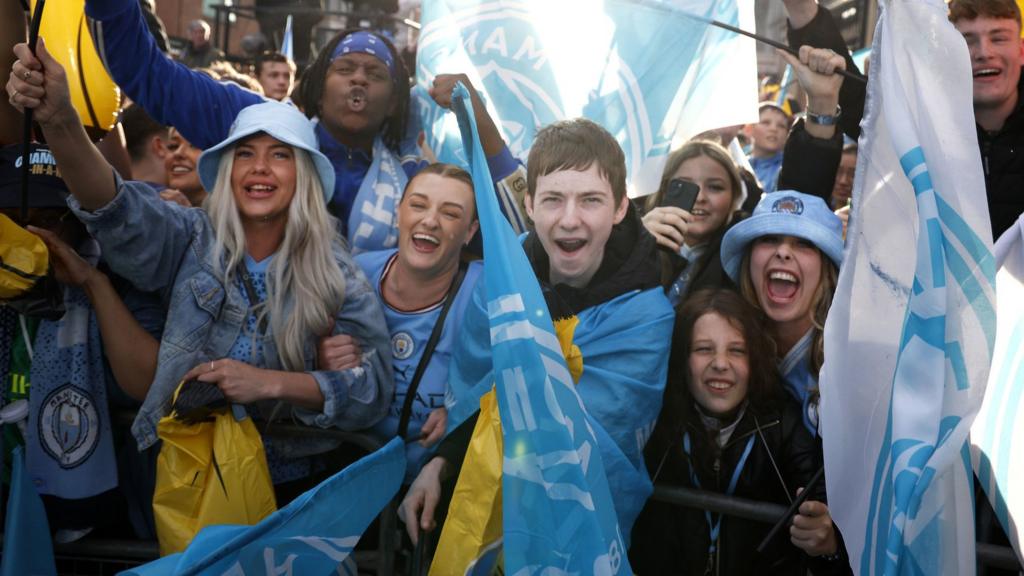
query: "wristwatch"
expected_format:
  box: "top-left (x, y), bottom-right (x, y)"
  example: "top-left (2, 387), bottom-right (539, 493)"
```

top-left (806, 105), bottom-right (842, 126)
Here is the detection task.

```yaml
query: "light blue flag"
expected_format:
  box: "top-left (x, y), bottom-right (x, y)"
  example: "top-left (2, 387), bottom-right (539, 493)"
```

top-left (1, 446), bottom-right (57, 576)
top-left (119, 437), bottom-right (405, 576)
top-left (415, 0), bottom-right (756, 194)
top-left (971, 217), bottom-right (1024, 567)
top-left (281, 15), bottom-right (293, 61)
top-left (819, 0), bottom-right (997, 574)
top-left (450, 82), bottom-right (631, 574)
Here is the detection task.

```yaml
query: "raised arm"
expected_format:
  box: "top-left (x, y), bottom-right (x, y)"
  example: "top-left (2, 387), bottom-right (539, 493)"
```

top-left (783, 0), bottom-right (865, 140)
top-left (8, 39), bottom-right (115, 209)
top-left (429, 74), bottom-right (528, 233)
top-left (7, 40), bottom-right (202, 292)
top-left (84, 0), bottom-right (262, 148)
top-left (777, 46), bottom-right (845, 202)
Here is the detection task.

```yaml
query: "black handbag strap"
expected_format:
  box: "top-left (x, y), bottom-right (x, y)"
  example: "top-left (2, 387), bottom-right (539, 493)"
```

top-left (396, 261), bottom-right (468, 440)
top-left (239, 269), bottom-right (268, 334)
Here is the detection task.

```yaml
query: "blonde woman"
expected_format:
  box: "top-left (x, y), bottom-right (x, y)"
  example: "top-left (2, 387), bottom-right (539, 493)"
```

top-left (7, 40), bottom-right (393, 491)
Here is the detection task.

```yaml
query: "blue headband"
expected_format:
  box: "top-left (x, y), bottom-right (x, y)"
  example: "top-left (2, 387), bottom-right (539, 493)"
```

top-left (330, 31), bottom-right (396, 80)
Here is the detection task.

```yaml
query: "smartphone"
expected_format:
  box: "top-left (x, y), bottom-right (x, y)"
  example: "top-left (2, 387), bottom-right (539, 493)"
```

top-left (660, 179), bottom-right (700, 212)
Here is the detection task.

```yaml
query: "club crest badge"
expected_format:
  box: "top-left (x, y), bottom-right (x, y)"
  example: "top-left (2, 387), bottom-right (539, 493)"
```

top-left (392, 332), bottom-right (415, 360)
top-left (39, 384), bottom-right (100, 469)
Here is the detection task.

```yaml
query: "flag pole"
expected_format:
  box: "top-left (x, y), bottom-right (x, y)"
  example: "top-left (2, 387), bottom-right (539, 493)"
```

top-left (20, 0), bottom-right (47, 224)
top-left (628, 0), bottom-right (867, 84)
top-left (755, 465), bottom-right (825, 553)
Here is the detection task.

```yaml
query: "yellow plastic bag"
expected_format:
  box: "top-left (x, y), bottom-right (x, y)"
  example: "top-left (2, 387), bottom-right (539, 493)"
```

top-left (431, 388), bottom-right (504, 575)
top-left (0, 213), bottom-right (48, 300)
top-left (153, 393), bottom-right (277, 556)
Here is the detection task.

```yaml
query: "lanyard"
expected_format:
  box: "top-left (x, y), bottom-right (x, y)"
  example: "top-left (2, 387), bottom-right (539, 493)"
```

top-left (683, 431), bottom-right (756, 555)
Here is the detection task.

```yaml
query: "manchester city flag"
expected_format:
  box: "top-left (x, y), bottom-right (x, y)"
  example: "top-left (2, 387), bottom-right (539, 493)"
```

top-left (971, 218), bottom-right (1024, 567)
top-left (819, 0), bottom-right (996, 574)
top-left (119, 437), bottom-right (405, 576)
top-left (414, 0), bottom-right (757, 194)
top-left (435, 83), bottom-right (632, 574)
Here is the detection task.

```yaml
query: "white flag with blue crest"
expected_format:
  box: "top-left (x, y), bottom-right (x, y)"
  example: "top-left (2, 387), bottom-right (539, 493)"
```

top-left (971, 217), bottom-right (1024, 567)
top-left (448, 82), bottom-right (631, 573)
top-left (414, 0), bottom-right (757, 194)
top-left (819, 0), bottom-right (996, 574)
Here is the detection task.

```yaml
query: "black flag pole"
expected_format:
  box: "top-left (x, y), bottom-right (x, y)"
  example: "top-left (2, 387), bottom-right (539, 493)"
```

top-left (19, 0), bottom-right (47, 224)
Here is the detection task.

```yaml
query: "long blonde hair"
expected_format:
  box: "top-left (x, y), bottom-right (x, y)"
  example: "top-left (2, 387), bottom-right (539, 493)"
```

top-left (206, 146), bottom-right (346, 371)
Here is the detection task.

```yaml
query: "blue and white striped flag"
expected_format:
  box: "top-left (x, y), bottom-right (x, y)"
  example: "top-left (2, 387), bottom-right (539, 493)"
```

top-left (119, 437), bottom-right (405, 576)
top-left (449, 82), bottom-right (630, 573)
top-left (819, 0), bottom-right (996, 574)
top-left (971, 217), bottom-right (1024, 567)
top-left (415, 0), bottom-right (757, 194)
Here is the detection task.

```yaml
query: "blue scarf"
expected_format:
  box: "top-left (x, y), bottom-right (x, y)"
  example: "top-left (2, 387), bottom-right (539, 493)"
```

top-left (346, 136), bottom-right (407, 253)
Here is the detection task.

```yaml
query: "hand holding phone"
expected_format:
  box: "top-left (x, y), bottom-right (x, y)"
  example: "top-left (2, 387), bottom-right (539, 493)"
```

top-left (660, 179), bottom-right (700, 212)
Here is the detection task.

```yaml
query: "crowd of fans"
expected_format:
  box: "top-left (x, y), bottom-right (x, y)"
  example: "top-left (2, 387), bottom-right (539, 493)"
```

top-left (1, 0), bottom-right (1021, 572)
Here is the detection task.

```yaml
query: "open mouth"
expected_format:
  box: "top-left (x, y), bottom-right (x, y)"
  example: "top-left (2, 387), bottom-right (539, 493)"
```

top-left (554, 239), bottom-right (586, 254)
top-left (245, 183), bottom-right (276, 198)
top-left (691, 208), bottom-right (709, 217)
top-left (766, 270), bottom-right (800, 302)
top-left (348, 88), bottom-right (367, 112)
top-left (974, 68), bottom-right (1000, 79)
top-left (171, 165), bottom-right (193, 174)
top-left (705, 379), bottom-right (734, 393)
top-left (412, 233), bottom-right (440, 252)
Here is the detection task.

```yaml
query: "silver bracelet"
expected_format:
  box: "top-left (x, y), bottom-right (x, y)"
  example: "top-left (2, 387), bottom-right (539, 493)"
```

top-left (806, 104), bottom-right (842, 126)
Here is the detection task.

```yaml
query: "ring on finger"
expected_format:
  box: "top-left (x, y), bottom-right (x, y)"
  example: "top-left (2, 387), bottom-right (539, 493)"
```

top-left (210, 361), bottom-right (215, 372)
top-left (23, 70), bottom-right (31, 81)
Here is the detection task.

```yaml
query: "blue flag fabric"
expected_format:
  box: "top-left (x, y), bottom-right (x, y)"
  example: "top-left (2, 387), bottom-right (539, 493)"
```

top-left (119, 437), bottom-right (405, 576)
top-left (281, 15), bottom-right (293, 61)
top-left (415, 0), bottom-right (757, 193)
top-left (1, 446), bottom-right (57, 576)
top-left (449, 82), bottom-right (635, 574)
top-left (819, 0), bottom-right (996, 573)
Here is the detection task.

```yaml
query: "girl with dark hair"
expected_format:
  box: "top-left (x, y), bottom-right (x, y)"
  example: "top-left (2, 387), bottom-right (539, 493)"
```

top-left (630, 289), bottom-right (847, 575)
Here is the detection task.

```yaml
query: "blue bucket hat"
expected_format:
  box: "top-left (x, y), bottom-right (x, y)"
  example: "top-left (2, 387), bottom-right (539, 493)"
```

top-left (720, 190), bottom-right (844, 281)
top-left (197, 100), bottom-right (335, 201)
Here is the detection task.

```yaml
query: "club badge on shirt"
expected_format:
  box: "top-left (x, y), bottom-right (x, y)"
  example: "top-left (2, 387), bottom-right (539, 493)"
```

top-left (38, 384), bottom-right (100, 469)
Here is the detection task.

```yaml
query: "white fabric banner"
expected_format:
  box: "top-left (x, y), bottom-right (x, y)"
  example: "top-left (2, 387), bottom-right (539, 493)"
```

top-left (819, 0), bottom-right (996, 574)
top-left (971, 217), bottom-right (1024, 568)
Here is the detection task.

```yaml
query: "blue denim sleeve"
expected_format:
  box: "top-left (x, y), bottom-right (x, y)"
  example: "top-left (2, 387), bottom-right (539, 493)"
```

top-left (85, 0), bottom-right (263, 148)
top-left (68, 174), bottom-right (202, 294)
top-left (294, 247), bottom-right (394, 430)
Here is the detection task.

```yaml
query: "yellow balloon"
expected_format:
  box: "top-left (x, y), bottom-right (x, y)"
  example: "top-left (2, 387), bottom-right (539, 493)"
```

top-left (30, 0), bottom-right (120, 132)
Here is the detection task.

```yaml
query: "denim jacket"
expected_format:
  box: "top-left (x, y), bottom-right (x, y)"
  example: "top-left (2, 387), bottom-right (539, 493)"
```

top-left (69, 176), bottom-right (394, 450)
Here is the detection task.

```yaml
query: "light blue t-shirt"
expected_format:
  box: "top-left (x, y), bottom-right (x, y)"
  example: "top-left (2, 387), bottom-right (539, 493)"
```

top-left (355, 249), bottom-right (481, 482)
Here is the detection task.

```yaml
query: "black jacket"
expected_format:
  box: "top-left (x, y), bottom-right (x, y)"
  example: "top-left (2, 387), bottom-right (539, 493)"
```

top-left (629, 398), bottom-right (849, 575)
top-left (977, 71), bottom-right (1024, 239)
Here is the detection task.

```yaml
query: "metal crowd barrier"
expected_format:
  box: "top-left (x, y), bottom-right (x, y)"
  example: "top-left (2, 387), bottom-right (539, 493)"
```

top-left (652, 484), bottom-right (1023, 572)
top-left (2, 424), bottom-right (1018, 574)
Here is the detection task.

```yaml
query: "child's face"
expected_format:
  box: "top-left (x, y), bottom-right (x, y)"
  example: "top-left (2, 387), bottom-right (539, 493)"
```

top-left (751, 108), bottom-right (789, 157)
top-left (687, 312), bottom-right (750, 419)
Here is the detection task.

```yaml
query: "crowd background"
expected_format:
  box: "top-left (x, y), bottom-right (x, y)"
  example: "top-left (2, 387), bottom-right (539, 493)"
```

top-left (0, 0), bottom-right (1022, 574)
